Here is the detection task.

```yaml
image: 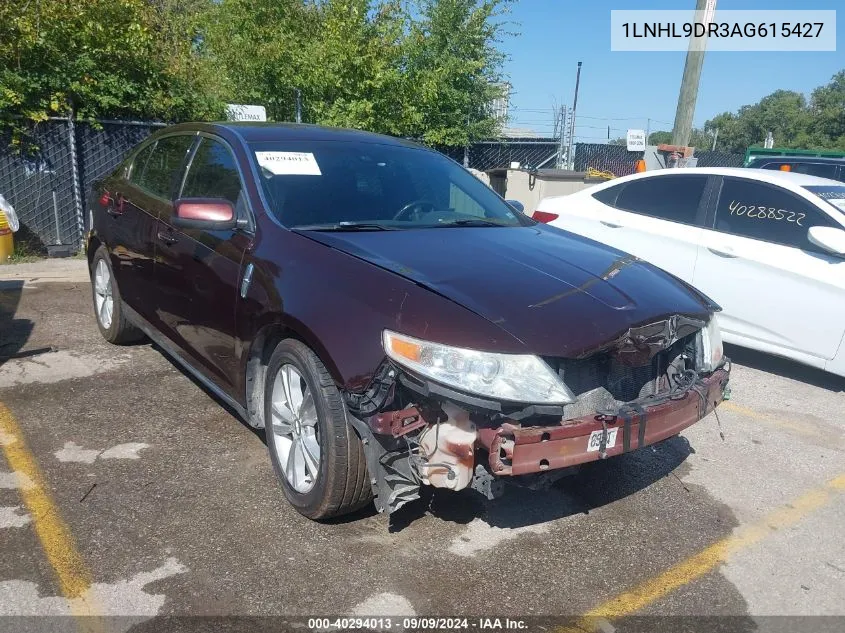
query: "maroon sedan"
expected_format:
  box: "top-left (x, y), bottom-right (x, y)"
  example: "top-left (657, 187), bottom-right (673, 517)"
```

top-left (87, 123), bottom-right (730, 520)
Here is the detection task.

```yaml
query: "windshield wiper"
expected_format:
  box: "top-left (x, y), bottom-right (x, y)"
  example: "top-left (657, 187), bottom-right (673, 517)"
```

top-left (295, 222), bottom-right (396, 232)
top-left (434, 218), bottom-right (509, 227)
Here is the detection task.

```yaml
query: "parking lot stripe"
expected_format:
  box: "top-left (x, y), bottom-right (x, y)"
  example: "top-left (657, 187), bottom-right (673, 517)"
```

top-left (721, 401), bottom-right (824, 439)
top-left (0, 402), bottom-right (99, 618)
top-left (563, 473), bottom-right (845, 631)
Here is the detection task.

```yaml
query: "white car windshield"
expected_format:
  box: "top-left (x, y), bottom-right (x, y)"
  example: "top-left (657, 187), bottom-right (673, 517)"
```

top-left (805, 185), bottom-right (845, 214)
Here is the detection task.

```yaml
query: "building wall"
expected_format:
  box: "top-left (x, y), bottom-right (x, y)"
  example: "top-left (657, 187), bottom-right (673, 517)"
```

top-left (502, 170), bottom-right (600, 213)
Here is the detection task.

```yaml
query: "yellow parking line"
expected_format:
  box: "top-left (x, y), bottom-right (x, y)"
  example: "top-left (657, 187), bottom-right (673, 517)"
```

top-left (721, 400), bottom-right (824, 438)
top-left (0, 402), bottom-right (99, 618)
top-left (562, 474), bottom-right (845, 632)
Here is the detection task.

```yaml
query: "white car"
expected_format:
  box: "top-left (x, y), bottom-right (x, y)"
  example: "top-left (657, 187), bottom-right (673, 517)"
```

top-left (533, 167), bottom-right (845, 377)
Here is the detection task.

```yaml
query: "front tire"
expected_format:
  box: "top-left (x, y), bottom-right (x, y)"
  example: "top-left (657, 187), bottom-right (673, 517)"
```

top-left (90, 247), bottom-right (143, 344)
top-left (264, 339), bottom-right (372, 520)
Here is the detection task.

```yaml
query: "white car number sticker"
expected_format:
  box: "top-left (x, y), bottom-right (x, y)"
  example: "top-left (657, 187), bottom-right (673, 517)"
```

top-left (255, 151), bottom-right (322, 176)
top-left (587, 428), bottom-right (618, 452)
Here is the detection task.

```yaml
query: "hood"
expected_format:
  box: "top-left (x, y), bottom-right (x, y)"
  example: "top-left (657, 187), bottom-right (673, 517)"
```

top-left (298, 225), bottom-right (715, 358)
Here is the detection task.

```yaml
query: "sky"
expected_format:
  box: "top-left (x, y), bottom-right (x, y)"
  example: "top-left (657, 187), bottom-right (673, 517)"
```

top-left (500, 0), bottom-right (844, 142)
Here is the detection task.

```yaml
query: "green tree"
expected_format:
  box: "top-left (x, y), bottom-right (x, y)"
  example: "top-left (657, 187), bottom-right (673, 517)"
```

top-left (0, 0), bottom-right (224, 127)
top-left (303, 0), bottom-right (408, 134)
top-left (703, 89), bottom-right (814, 153)
top-left (807, 70), bottom-right (845, 150)
top-left (203, 0), bottom-right (318, 121)
top-left (403, 0), bottom-right (512, 145)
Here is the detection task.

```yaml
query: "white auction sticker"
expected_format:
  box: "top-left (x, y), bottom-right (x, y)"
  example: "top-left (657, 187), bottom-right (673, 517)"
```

top-left (255, 151), bottom-right (322, 176)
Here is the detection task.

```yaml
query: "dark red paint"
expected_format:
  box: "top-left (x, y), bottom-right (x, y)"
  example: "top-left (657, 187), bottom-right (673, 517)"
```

top-left (87, 122), bottom-right (718, 411)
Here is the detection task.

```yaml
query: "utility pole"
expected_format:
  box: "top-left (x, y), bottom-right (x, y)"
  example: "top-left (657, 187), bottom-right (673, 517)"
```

top-left (711, 128), bottom-right (719, 151)
top-left (566, 61), bottom-right (583, 169)
top-left (295, 88), bottom-right (302, 124)
top-left (645, 118), bottom-right (651, 145)
top-left (671, 0), bottom-right (716, 147)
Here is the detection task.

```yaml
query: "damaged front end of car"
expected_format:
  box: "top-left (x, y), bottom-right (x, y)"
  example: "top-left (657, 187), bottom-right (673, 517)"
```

top-left (343, 315), bottom-right (731, 515)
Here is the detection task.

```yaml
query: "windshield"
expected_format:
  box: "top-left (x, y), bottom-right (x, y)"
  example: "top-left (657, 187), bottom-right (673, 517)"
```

top-left (248, 140), bottom-right (530, 230)
top-left (804, 185), bottom-right (845, 214)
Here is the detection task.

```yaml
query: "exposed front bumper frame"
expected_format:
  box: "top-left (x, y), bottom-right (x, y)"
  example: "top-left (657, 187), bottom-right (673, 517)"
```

top-left (476, 367), bottom-right (731, 476)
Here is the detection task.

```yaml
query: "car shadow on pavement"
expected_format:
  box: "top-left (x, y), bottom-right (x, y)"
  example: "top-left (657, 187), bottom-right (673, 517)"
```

top-left (150, 341), bottom-right (266, 440)
top-left (725, 343), bottom-right (845, 392)
top-left (0, 280), bottom-right (36, 368)
top-left (390, 435), bottom-right (694, 531)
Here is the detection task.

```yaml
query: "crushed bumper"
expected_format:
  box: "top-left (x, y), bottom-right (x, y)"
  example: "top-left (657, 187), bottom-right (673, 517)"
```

top-left (476, 367), bottom-right (731, 476)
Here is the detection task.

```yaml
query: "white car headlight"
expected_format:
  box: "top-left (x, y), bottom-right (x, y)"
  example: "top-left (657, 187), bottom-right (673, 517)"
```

top-left (696, 316), bottom-right (724, 373)
top-left (382, 330), bottom-right (574, 405)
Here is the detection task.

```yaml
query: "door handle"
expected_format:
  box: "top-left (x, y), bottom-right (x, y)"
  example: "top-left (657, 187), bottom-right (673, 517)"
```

top-left (600, 221), bottom-right (622, 228)
top-left (707, 246), bottom-right (737, 258)
top-left (106, 196), bottom-right (123, 217)
top-left (157, 230), bottom-right (178, 246)
top-left (107, 194), bottom-right (125, 217)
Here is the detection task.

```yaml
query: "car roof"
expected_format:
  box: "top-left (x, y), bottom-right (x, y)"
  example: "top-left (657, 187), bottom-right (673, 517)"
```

top-left (156, 121), bottom-right (424, 150)
top-left (587, 166), bottom-right (843, 190)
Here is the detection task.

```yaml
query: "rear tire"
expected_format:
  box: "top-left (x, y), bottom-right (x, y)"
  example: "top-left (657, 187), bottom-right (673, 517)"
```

top-left (90, 247), bottom-right (144, 345)
top-left (264, 339), bottom-right (372, 520)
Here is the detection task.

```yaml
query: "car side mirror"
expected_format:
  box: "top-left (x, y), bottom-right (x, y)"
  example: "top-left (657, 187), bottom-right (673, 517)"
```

top-left (506, 199), bottom-right (525, 214)
top-left (172, 198), bottom-right (237, 231)
top-left (808, 226), bottom-right (845, 256)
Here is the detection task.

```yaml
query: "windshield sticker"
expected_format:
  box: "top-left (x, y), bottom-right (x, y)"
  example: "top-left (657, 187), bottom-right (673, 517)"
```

top-left (255, 151), bottom-right (321, 176)
top-left (727, 200), bottom-right (805, 226)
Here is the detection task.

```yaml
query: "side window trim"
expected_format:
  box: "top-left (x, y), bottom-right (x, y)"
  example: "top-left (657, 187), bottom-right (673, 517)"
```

top-left (127, 140), bottom-right (156, 185)
top-left (179, 132), bottom-right (255, 232)
top-left (177, 135), bottom-right (204, 199)
top-left (701, 175), bottom-right (723, 229)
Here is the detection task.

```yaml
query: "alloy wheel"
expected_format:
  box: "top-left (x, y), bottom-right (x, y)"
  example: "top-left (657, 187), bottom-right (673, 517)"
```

top-left (269, 364), bottom-right (321, 493)
top-left (94, 259), bottom-right (114, 330)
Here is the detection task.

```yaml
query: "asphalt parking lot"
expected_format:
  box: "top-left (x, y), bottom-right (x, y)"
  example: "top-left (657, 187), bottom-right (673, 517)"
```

top-left (1, 267), bottom-right (843, 632)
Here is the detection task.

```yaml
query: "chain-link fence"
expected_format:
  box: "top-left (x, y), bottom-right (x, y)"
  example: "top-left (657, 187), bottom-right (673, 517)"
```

top-left (0, 118), bottom-right (165, 253)
top-left (0, 124), bottom-right (746, 254)
top-left (464, 140), bottom-right (559, 172)
top-left (693, 150), bottom-right (744, 168)
top-left (0, 120), bottom-right (81, 251)
top-left (1, 123), bottom-right (563, 253)
top-left (573, 142), bottom-right (744, 176)
top-left (573, 143), bottom-right (645, 177)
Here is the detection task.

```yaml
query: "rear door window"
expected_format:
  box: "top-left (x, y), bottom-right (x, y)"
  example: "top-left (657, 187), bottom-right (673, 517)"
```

top-left (713, 177), bottom-right (837, 251)
top-left (614, 175), bottom-right (708, 225)
top-left (137, 135), bottom-right (194, 199)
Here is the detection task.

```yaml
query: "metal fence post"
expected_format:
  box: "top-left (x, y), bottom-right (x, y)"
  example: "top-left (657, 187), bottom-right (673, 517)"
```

top-left (66, 109), bottom-right (84, 249)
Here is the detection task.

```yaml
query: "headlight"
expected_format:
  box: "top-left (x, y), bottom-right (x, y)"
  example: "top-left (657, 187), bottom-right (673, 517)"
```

top-left (382, 330), bottom-right (574, 404)
top-left (696, 315), bottom-right (724, 373)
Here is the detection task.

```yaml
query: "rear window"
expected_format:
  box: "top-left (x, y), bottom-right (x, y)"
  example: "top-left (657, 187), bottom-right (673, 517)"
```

top-left (248, 141), bottom-right (528, 229)
top-left (805, 186), bottom-right (845, 214)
